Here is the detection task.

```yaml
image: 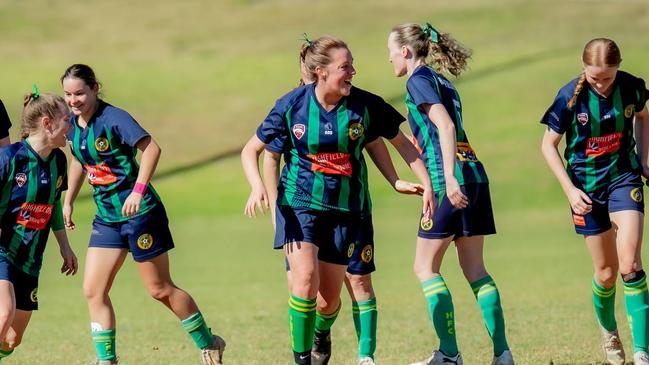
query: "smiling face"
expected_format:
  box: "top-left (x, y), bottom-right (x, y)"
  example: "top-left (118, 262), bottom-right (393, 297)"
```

top-left (47, 105), bottom-right (72, 148)
top-left (387, 32), bottom-right (408, 77)
top-left (62, 77), bottom-right (99, 118)
top-left (316, 47), bottom-right (355, 98)
top-left (584, 64), bottom-right (618, 97)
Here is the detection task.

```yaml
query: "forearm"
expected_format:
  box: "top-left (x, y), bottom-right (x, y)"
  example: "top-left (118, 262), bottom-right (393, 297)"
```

top-left (438, 122), bottom-right (458, 179)
top-left (262, 151), bottom-right (280, 207)
top-left (65, 159), bottom-right (85, 205)
top-left (635, 112), bottom-right (649, 167)
top-left (241, 136), bottom-right (265, 190)
top-left (390, 132), bottom-right (432, 189)
top-left (366, 139), bottom-right (399, 188)
top-left (541, 138), bottom-right (575, 196)
top-left (53, 229), bottom-right (71, 249)
top-left (135, 137), bottom-right (161, 185)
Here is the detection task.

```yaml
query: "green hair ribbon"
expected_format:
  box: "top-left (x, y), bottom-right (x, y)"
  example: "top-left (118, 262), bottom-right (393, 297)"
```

top-left (300, 33), bottom-right (313, 48)
top-left (32, 84), bottom-right (40, 99)
top-left (422, 22), bottom-right (440, 43)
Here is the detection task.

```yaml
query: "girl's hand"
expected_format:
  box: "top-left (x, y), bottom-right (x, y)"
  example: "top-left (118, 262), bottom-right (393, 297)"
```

top-left (122, 192), bottom-right (143, 218)
top-left (422, 186), bottom-right (435, 220)
top-left (567, 186), bottom-right (592, 215)
top-left (394, 180), bottom-right (425, 195)
top-left (445, 176), bottom-right (468, 209)
top-left (245, 187), bottom-right (269, 218)
top-left (63, 203), bottom-right (75, 230)
top-left (59, 244), bottom-right (78, 276)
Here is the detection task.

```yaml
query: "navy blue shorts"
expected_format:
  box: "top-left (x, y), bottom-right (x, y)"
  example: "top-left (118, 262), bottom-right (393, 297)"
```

top-left (89, 203), bottom-right (175, 262)
top-left (418, 183), bottom-right (496, 239)
top-left (275, 205), bottom-right (361, 266)
top-left (572, 172), bottom-right (645, 235)
top-left (283, 214), bottom-right (375, 275)
top-left (0, 255), bottom-right (39, 311)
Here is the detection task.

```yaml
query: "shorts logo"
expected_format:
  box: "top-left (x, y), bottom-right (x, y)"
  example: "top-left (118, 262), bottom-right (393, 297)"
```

top-left (137, 233), bottom-right (154, 250)
top-left (292, 124), bottom-right (306, 140)
top-left (577, 113), bottom-right (589, 125)
top-left (94, 137), bottom-right (110, 152)
top-left (625, 104), bottom-right (635, 118)
top-left (30, 288), bottom-right (38, 303)
top-left (348, 123), bottom-right (364, 141)
top-left (630, 187), bottom-right (643, 203)
top-left (15, 173), bottom-right (27, 187)
top-left (420, 216), bottom-right (433, 231)
top-left (572, 214), bottom-right (586, 227)
top-left (347, 243), bottom-right (355, 258)
top-left (56, 176), bottom-right (63, 189)
top-left (361, 245), bottom-right (373, 263)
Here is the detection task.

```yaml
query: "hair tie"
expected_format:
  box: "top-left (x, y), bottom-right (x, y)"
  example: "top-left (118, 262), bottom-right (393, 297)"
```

top-left (32, 84), bottom-right (40, 100)
top-left (300, 33), bottom-right (313, 48)
top-left (422, 22), bottom-right (440, 44)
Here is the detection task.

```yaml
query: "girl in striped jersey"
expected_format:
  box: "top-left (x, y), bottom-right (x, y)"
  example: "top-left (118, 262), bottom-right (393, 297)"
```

top-left (0, 91), bottom-right (78, 362)
top-left (60, 64), bottom-right (225, 365)
top-left (243, 35), bottom-right (433, 365)
top-left (541, 38), bottom-right (649, 365)
top-left (388, 23), bottom-right (514, 365)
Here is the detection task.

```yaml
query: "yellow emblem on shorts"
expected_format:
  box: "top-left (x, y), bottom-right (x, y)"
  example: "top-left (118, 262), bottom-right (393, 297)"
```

top-left (348, 123), bottom-right (364, 141)
top-left (420, 216), bottom-right (433, 231)
top-left (361, 245), bottom-right (373, 263)
top-left (137, 233), bottom-right (154, 250)
top-left (347, 243), bottom-right (355, 258)
top-left (30, 288), bottom-right (38, 303)
top-left (625, 104), bottom-right (635, 118)
top-left (56, 176), bottom-right (63, 189)
top-left (95, 137), bottom-right (110, 152)
top-left (630, 187), bottom-right (643, 203)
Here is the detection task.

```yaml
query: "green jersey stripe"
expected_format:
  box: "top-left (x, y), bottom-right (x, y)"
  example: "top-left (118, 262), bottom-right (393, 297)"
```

top-left (0, 159), bottom-right (16, 219)
top-left (9, 153), bottom-right (37, 261)
top-left (406, 95), bottom-right (441, 191)
top-left (308, 97), bottom-right (325, 209)
top-left (337, 101), bottom-right (350, 210)
top-left (586, 90), bottom-right (601, 191)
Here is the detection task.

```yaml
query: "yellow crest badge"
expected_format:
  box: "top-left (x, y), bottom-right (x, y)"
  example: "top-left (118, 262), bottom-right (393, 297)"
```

top-left (56, 176), bottom-right (63, 189)
top-left (95, 137), bottom-right (110, 152)
top-left (137, 233), bottom-right (154, 250)
top-left (30, 288), bottom-right (38, 303)
top-left (361, 244), bottom-right (373, 263)
top-left (420, 216), bottom-right (433, 231)
top-left (625, 105), bottom-right (635, 118)
top-left (630, 187), bottom-right (643, 203)
top-left (347, 243), bottom-right (355, 258)
top-left (348, 123), bottom-right (364, 141)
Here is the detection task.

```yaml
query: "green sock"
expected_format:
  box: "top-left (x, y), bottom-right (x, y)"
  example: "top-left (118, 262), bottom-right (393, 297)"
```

top-left (624, 273), bottom-right (649, 352)
top-left (471, 275), bottom-right (509, 356)
top-left (592, 278), bottom-right (617, 331)
top-left (315, 300), bottom-right (341, 334)
top-left (352, 298), bottom-right (377, 359)
top-left (288, 295), bottom-right (317, 354)
top-left (181, 312), bottom-right (214, 350)
top-left (92, 329), bottom-right (116, 361)
top-left (0, 348), bottom-right (14, 360)
top-left (422, 276), bottom-right (458, 357)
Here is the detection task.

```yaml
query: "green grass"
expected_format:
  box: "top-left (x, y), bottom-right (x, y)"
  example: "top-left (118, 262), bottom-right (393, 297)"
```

top-left (1, 0), bottom-right (649, 363)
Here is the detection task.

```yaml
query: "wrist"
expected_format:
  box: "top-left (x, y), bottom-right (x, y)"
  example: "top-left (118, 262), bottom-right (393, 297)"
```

top-left (133, 182), bottom-right (147, 195)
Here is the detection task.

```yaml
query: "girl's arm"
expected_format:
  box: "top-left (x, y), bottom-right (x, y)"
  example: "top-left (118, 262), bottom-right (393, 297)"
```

top-left (634, 106), bottom-right (649, 181)
top-left (122, 136), bottom-right (161, 217)
top-left (63, 157), bottom-right (86, 230)
top-left (423, 103), bottom-right (468, 208)
top-left (241, 135), bottom-right (269, 217)
top-left (540, 127), bottom-right (592, 215)
top-left (365, 138), bottom-right (423, 195)
top-left (52, 200), bottom-right (77, 275)
top-left (262, 150), bottom-right (281, 228)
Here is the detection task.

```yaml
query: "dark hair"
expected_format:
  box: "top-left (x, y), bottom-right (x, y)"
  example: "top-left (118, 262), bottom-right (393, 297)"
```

top-left (61, 63), bottom-right (101, 89)
top-left (21, 93), bottom-right (67, 139)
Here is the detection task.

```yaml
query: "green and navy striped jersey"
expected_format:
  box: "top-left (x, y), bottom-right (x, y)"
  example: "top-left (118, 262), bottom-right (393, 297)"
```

top-left (257, 84), bottom-right (403, 213)
top-left (67, 101), bottom-right (161, 222)
top-left (0, 140), bottom-right (67, 276)
top-left (405, 65), bottom-right (488, 192)
top-left (541, 71), bottom-right (648, 192)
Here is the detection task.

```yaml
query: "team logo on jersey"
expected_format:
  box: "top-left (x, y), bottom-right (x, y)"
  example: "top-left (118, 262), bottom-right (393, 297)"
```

top-left (85, 163), bottom-right (118, 186)
top-left (348, 123), bottom-right (364, 141)
top-left (16, 203), bottom-right (54, 230)
top-left (14, 173), bottom-right (27, 187)
top-left (625, 104), bottom-right (636, 118)
top-left (324, 122), bottom-right (333, 135)
top-left (347, 243), bottom-right (355, 258)
top-left (577, 113), bottom-right (589, 125)
top-left (630, 187), bottom-right (643, 203)
top-left (95, 137), bottom-right (110, 152)
top-left (56, 176), bottom-right (63, 189)
top-left (420, 216), bottom-right (433, 231)
top-left (361, 245), bottom-right (373, 263)
top-left (292, 124), bottom-right (306, 140)
top-left (30, 288), bottom-right (38, 303)
top-left (586, 132), bottom-right (623, 157)
top-left (137, 233), bottom-right (154, 250)
top-left (307, 152), bottom-right (352, 176)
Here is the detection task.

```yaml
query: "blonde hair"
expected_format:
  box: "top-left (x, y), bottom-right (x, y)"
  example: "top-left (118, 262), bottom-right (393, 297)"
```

top-left (390, 22), bottom-right (472, 77)
top-left (21, 93), bottom-right (67, 139)
top-left (299, 36), bottom-right (349, 82)
top-left (568, 38), bottom-right (622, 108)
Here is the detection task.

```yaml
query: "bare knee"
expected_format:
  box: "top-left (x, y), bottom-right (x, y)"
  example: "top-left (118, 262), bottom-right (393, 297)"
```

top-left (4, 333), bottom-right (22, 350)
top-left (317, 295), bottom-right (340, 314)
top-left (619, 257), bottom-right (641, 277)
top-left (460, 265), bottom-right (488, 283)
top-left (291, 269), bottom-right (317, 298)
top-left (146, 283), bottom-right (176, 302)
top-left (594, 266), bottom-right (618, 288)
top-left (413, 261), bottom-right (438, 281)
top-left (346, 274), bottom-right (374, 301)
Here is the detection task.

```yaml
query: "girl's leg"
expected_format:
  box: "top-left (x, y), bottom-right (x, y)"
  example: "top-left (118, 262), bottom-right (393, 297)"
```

top-left (346, 273), bottom-right (377, 360)
top-left (2, 309), bottom-right (32, 353)
top-left (0, 280), bottom-right (15, 360)
top-left (83, 247), bottom-right (127, 363)
top-left (311, 261), bottom-right (346, 365)
top-left (456, 235), bottom-right (510, 357)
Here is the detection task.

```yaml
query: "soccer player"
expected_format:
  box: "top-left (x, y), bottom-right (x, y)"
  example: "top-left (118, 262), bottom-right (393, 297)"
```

top-left (541, 38), bottom-right (649, 365)
top-left (60, 64), bottom-right (225, 365)
top-left (242, 35), bottom-right (433, 365)
top-left (0, 99), bottom-right (12, 146)
top-left (387, 23), bottom-right (515, 365)
top-left (0, 91), bottom-right (78, 362)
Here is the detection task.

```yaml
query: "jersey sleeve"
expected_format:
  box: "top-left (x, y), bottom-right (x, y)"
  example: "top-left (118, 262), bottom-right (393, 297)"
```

top-left (635, 77), bottom-right (648, 111)
top-left (406, 75), bottom-right (443, 107)
top-left (0, 100), bottom-right (12, 139)
top-left (57, 150), bottom-right (68, 194)
top-left (51, 200), bottom-right (64, 231)
top-left (256, 97), bottom-right (289, 145)
top-left (265, 133), bottom-right (287, 153)
top-left (110, 108), bottom-right (150, 147)
top-left (540, 91), bottom-right (572, 134)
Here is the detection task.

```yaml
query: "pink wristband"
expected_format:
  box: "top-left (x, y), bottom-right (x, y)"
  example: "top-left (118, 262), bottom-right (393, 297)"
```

top-left (133, 182), bottom-right (147, 195)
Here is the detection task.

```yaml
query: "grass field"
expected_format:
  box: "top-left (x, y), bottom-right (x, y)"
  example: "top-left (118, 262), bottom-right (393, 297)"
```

top-left (1, 0), bottom-right (649, 363)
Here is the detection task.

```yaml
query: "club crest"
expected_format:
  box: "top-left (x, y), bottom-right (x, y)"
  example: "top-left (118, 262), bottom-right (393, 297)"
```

top-left (292, 124), bottom-right (306, 140)
top-left (15, 173), bottom-right (27, 187)
top-left (577, 113), bottom-right (589, 125)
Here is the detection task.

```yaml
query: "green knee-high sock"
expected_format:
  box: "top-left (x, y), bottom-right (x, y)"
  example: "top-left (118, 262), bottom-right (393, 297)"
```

top-left (315, 300), bottom-right (341, 334)
top-left (181, 312), bottom-right (214, 350)
top-left (288, 295), bottom-right (317, 363)
top-left (624, 273), bottom-right (649, 353)
top-left (471, 275), bottom-right (509, 356)
top-left (421, 276), bottom-right (458, 357)
top-left (0, 348), bottom-right (14, 360)
top-left (352, 298), bottom-right (377, 359)
top-left (92, 329), bottom-right (116, 361)
top-left (592, 278), bottom-right (617, 331)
